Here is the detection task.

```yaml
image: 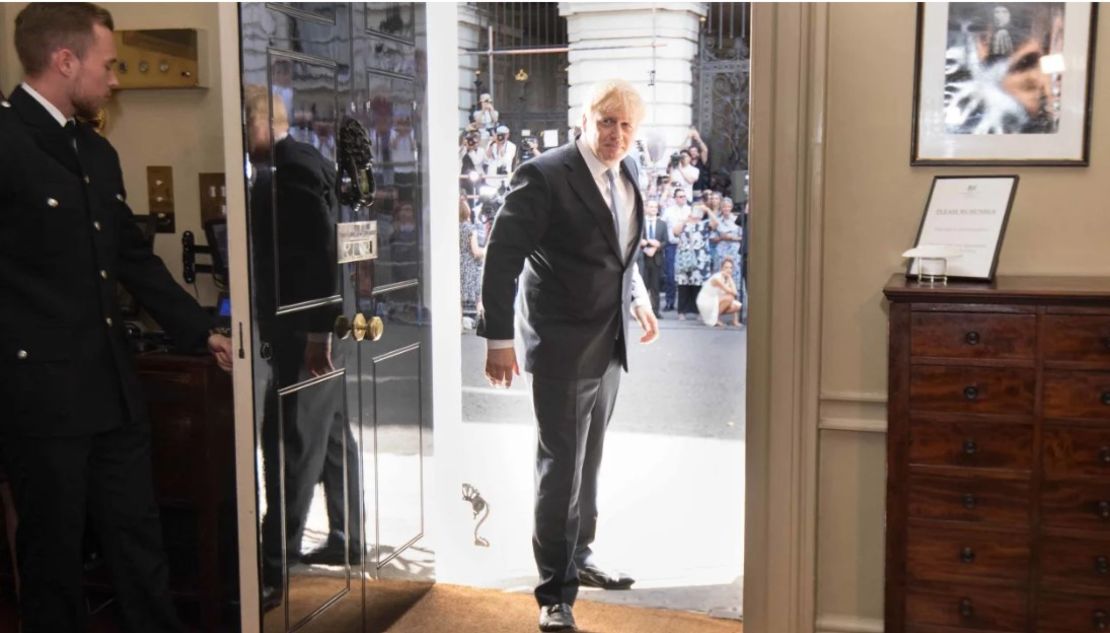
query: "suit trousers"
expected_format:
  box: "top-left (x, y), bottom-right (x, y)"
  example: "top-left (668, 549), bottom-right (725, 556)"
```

top-left (530, 354), bottom-right (622, 607)
top-left (662, 244), bottom-right (677, 309)
top-left (638, 256), bottom-right (662, 316)
top-left (1, 422), bottom-right (183, 633)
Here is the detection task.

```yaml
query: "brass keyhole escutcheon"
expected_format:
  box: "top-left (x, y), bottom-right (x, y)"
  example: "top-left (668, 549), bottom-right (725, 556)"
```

top-left (352, 313), bottom-right (368, 341)
top-left (368, 316), bottom-right (384, 342)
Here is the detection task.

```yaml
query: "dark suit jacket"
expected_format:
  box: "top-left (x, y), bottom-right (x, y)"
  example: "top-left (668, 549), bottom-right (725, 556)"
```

top-left (640, 217), bottom-right (667, 266)
top-left (477, 141), bottom-right (643, 380)
top-left (249, 136), bottom-right (339, 341)
top-left (0, 85), bottom-right (212, 437)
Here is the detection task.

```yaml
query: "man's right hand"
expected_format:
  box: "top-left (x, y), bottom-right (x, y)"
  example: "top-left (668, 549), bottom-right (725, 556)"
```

top-left (485, 347), bottom-right (520, 388)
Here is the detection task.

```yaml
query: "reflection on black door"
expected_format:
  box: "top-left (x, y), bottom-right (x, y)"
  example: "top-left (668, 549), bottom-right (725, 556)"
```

top-left (240, 3), bottom-right (431, 631)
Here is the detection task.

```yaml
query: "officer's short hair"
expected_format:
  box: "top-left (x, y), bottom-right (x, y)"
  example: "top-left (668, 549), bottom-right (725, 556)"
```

top-left (15, 3), bottom-right (114, 77)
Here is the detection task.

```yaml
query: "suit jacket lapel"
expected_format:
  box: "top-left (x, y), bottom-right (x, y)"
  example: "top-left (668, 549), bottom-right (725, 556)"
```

top-left (564, 144), bottom-right (622, 259)
top-left (9, 86), bottom-right (82, 176)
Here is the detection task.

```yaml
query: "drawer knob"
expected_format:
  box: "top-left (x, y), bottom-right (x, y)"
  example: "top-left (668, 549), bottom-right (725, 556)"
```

top-left (958, 597), bottom-right (974, 619)
top-left (963, 439), bottom-right (979, 456)
top-left (964, 386), bottom-right (979, 401)
top-left (1100, 447), bottom-right (1110, 466)
top-left (1096, 556), bottom-right (1109, 575)
top-left (1095, 610), bottom-right (1108, 631)
top-left (1102, 392), bottom-right (1110, 406)
top-left (960, 546), bottom-right (976, 564)
top-left (962, 493), bottom-right (978, 509)
top-left (965, 331), bottom-right (980, 345)
top-left (1098, 500), bottom-right (1110, 520)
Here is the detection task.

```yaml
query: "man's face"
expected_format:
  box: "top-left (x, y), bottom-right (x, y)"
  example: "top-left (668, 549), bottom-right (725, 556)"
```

top-left (70, 24), bottom-right (118, 120)
top-left (721, 200), bottom-right (734, 215)
top-left (674, 193), bottom-right (687, 206)
top-left (645, 201), bottom-right (659, 217)
top-left (582, 105), bottom-right (638, 166)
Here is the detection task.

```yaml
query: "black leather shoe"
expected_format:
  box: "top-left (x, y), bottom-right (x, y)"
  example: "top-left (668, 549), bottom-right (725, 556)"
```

top-left (301, 541), bottom-right (364, 566)
top-left (578, 565), bottom-right (635, 590)
top-left (539, 603), bottom-right (576, 631)
top-left (261, 584), bottom-right (283, 612)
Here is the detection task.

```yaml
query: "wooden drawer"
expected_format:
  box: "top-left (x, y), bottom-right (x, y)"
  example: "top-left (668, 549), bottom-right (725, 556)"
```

top-left (1043, 427), bottom-right (1110, 480)
top-left (908, 475), bottom-right (1029, 526)
top-left (1044, 314), bottom-right (1110, 364)
top-left (1041, 537), bottom-right (1110, 595)
top-left (905, 585), bottom-right (1026, 631)
top-left (909, 420), bottom-right (1033, 471)
top-left (1045, 370), bottom-right (1110, 421)
top-left (907, 527), bottom-right (1029, 584)
top-left (911, 312), bottom-right (1035, 360)
top-left (909, 366), bottom-right (1035, 415)
top-left (1036, 592), bottom-right (1110, 633)
top-left (1042, 481), bottom-right (1110, 532)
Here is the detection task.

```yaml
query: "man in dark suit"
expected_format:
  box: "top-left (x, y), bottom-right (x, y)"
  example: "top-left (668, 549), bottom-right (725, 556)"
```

top-left (0, 5), bottom-right (233, 631)
top-left (637, 199), bottom-right (667, 318)
top-left (478, 79), bottom-right (659, 632)
top-left (244, 86), bottom-right (362, 603)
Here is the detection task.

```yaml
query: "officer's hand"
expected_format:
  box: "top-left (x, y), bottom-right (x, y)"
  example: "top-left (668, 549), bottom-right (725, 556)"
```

top-left (208, 334), bottom-right (233, 372)
top-left (304, 338), bottom-right (335, 377)
top-left (485, 347), bottom-right (519, 388)
top-left (632, 305), bottom-right (660, 344)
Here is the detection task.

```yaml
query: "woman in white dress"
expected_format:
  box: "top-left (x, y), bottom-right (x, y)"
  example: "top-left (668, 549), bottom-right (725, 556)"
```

top-left (696, 257), bottom-right (743, 327)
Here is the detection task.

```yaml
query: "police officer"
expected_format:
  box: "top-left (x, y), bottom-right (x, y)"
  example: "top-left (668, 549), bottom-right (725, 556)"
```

top-left (0, 4), bottom-right (233, 631)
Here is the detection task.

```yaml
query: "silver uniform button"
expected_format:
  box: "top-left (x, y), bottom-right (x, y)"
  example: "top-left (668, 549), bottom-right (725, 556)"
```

top-left (84, 176), bottom-right (91, 184)
top-left (105, 317), bottom-right (113, 327)
top-left (93, 221), bottom-right (102, 231)
top-left (100, 269), bottom-right (108, 280)
top-left (16, 350), bottom-right (27, 360)
top-left (47, 197), bottom-right (59, 208)
top-left (116, 193), bottom-right (125, 202)
top-left (0, 101), bottom-right (9, 108)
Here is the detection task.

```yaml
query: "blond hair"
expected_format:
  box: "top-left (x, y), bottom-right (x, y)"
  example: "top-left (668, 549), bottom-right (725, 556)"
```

top-left (582, 79), bottom-right (645, 124)
top-left (243, 84), bottom-right (288, 130)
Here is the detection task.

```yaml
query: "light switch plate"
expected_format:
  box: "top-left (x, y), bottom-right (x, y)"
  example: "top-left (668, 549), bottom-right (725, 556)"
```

top-left (198, 172), bottom-right (226, 224)
top-left (146, 165), bottom-right (175, 233)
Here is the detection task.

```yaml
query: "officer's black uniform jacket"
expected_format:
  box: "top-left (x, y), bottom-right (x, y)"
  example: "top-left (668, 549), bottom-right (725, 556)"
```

top-left (0, 85), bottom-right (212, 437)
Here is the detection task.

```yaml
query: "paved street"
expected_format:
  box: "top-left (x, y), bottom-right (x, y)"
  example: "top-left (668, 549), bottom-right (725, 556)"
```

top-left (461, 316), bottom-right (747, 440)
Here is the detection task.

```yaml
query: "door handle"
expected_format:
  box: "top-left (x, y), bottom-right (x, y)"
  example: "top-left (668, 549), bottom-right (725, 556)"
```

top-left (342, 313), bottom-right (383, 343)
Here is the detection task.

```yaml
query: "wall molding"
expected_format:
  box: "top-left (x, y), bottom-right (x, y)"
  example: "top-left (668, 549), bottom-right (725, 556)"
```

top-left (819, 417), bottom-right (888, 433)
top-left (815, 614), bottom-right (884, 633)
top-left (819, 391), bottom-right (887, 404)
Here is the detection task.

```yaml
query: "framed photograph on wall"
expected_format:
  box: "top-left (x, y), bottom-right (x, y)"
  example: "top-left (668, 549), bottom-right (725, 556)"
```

top-left (907, 175), bottom-right (1019, 281)
top-left (911, 3), bottom-right (1098, 166)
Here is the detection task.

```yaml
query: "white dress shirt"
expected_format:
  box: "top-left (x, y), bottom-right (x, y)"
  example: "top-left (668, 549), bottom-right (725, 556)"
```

top-left (21, 82), bottom-right (70, 128)
top-left (487, 140), bottom-right (651, 350)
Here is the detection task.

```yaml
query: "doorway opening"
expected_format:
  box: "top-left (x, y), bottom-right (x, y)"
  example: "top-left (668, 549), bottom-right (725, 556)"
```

top-left (448, 2), bottom-right (750, 620)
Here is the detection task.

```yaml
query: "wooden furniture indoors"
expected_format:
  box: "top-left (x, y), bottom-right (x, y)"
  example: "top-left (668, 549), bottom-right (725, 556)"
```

top-left (885, 275), bottom-right (1110, 633)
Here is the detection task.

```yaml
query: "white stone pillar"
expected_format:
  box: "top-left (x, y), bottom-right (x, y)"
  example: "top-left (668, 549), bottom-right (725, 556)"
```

top-left (559, 2), bottom-right (706, 161)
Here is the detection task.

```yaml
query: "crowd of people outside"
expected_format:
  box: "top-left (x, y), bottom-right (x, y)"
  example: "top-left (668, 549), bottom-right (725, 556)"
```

top-left (458, 93), bottom-right (749, 329)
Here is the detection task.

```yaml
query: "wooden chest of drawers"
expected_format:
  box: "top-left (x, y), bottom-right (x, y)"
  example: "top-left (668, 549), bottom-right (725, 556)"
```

top-left (885, 276), bottom-right (1110, 633)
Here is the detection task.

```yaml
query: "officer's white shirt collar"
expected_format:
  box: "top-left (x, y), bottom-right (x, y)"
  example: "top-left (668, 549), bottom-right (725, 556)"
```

top-left (576, 136), bottom-right (620, 182)
top-left (21, 81), bottom-right (73, 128)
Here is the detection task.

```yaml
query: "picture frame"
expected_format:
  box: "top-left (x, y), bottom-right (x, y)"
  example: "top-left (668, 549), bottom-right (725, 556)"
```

top-left (911, 3), bottom-right (1098, 166)
top-left (906, 175), bottom-right (1019, 281)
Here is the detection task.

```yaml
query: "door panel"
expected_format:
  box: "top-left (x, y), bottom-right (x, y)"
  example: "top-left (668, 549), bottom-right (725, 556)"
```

top-left (242, 3), bottom-right (431, 631)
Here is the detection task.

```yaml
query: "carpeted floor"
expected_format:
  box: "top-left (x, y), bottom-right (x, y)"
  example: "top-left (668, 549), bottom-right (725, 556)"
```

top-left (0, 579), bottom-right (743, 633)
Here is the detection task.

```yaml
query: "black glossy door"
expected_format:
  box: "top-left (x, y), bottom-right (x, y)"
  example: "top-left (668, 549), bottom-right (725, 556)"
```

top-left (240, 3), bottom-right (431, 631)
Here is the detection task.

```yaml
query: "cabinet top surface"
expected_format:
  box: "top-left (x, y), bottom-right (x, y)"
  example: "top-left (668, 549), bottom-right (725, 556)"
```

top-left (883, 273), bottom-right (1110, 303)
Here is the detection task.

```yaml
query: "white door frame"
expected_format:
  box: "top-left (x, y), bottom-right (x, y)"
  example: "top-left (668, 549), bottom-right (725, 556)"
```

top-left (221, 3), bottom-right (829, 632)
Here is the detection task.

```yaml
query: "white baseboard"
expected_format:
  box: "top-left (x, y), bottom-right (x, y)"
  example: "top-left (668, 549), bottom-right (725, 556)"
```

top-left (815, 613), bottom-right (884, 633)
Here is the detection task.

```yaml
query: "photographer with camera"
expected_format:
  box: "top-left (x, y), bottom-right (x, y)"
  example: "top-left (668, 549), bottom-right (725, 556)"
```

top-left (668, 148), bottom-right (699, 199)
top-left (519, 133), bottom-right (543, 164)
top-left (472, 92), bottom-right (500, 134)
top-left (687, 127), bottom-right (711, 192)
top-left (485, 124), bottom-right (517, 183)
